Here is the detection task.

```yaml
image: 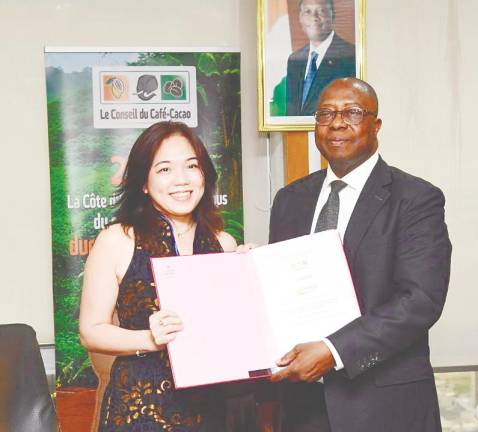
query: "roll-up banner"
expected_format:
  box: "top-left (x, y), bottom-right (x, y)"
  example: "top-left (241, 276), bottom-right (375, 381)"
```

top-left (44, 48), bottom-right (242, 430)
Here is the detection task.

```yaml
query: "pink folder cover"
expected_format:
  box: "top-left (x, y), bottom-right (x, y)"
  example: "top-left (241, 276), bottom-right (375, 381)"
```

top-left (150, 230), bottom-right (360, 389)
top-left (150, 252), bottom-right (276, 389)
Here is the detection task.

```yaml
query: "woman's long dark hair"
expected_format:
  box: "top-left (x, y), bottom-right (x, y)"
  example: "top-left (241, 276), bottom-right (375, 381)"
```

top-left (114, 121), bottom-right (223, 236)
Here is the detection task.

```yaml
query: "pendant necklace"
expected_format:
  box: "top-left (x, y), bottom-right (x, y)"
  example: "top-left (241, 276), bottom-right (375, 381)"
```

top-left (174, 222), bottom-right (196, 238)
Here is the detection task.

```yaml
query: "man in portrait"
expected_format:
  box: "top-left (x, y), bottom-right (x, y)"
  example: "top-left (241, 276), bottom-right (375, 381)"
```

top-left (270, 77), bottom-right (451, 431)
top-left (286, 0), bottom-right (356, 116)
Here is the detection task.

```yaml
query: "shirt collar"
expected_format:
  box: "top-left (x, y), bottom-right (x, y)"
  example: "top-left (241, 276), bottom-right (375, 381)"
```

top-left (309, 31), bottom-right (335, 59)
top-left (324, 151), bottom-right (379, 191)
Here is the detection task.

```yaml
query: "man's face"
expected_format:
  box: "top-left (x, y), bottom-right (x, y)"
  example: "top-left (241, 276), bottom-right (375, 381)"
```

top-left (299, 0), bottom-right (334, 44)
top-left (315, 81), bottom-right (382, 177)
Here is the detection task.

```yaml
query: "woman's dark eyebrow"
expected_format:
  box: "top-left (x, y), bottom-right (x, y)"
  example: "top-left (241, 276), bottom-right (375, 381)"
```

top-left (153, 160), bottom-right (170, 168)
top-left (153, 157), bottom-right (198, 168)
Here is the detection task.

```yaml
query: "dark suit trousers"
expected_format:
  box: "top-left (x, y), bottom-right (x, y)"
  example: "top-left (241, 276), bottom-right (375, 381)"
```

top-left (282, 383), bottom-right (331, 432)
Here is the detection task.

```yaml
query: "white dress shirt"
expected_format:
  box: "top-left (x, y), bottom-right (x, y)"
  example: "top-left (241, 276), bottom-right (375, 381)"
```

top-left (311, 151), bottom-right (379, 371)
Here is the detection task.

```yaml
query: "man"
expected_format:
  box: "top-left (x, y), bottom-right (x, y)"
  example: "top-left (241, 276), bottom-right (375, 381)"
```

top-left (269, 78), bottom-right (451, 431)
top-left (286, 0), bottom-right (356, 116)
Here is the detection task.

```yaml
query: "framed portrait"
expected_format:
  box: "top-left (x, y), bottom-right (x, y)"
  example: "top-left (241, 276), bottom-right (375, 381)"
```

top-left (257, 0), bottom-right (366, 131)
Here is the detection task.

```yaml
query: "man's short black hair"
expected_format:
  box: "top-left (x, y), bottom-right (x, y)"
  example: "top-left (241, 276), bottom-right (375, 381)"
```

top-left (299, 0), bottom-right (335, 18)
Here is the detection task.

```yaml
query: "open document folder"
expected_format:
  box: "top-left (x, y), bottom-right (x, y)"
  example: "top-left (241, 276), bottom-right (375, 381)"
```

top-left (150, 230), bottom-right (360, 389)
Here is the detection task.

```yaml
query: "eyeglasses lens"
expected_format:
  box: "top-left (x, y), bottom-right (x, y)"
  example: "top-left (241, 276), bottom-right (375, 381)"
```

top-left (316, 108), bottom-right (364, 125)
top-left (343, 109), bottom-right (364, 125)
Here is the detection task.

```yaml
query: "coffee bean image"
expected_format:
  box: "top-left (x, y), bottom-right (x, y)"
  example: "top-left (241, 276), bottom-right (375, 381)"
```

top-left (170, 86), bottom-right (182, 97)
top-left (163, 80), bottom-right (183, 98)
top-left (164, 81), bottom-right (172, 93)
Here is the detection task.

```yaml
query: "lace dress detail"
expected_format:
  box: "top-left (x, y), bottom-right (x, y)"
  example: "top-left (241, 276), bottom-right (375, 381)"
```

top-left (99, 214), bottom-right (223, 431)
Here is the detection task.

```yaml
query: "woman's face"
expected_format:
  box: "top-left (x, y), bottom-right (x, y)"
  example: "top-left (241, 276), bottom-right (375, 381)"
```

top-left (145, 134), bottom-right (205, 219)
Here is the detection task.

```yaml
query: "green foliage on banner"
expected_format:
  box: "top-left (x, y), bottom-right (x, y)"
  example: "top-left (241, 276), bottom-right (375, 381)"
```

top-left (46, 52), bottom-right (244, 388)
top-left (53, 274), bottom-right (98, 387)
top-left (222, 208), bottom-right (244, 245)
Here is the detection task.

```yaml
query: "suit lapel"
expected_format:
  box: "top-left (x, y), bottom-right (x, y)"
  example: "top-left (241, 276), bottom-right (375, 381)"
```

top-left (343, 158), bottom-right (392, 266)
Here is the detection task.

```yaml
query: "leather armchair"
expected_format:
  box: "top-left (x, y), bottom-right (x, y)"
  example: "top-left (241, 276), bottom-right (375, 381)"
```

top-left (0, 323), bottom-right (58, 431)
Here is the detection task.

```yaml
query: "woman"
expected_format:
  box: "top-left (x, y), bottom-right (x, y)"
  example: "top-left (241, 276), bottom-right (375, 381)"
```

top-left (79, 121), bottom-right (238, 431)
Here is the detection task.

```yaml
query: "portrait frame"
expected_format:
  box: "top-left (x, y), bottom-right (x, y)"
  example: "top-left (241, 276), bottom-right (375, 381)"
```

top-left (257, 0), bottom-right (366, 131)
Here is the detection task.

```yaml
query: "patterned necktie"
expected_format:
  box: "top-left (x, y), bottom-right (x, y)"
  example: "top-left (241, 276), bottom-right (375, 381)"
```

top-left (315, 180), bottom-right (348, 232)
top-left (302, 51), bottom-right (318, 107)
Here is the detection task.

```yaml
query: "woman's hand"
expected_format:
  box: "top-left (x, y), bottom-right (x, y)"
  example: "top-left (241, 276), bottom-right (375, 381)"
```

top-left (236, 243), bottom-right (258, 253)
top-left (149, 310), bottom-right (184, 346)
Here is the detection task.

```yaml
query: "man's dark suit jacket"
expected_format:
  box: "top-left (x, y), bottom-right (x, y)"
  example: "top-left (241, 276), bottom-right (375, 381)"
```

top-left (269, 157), bottom-right (451, 432)
top-left (286, 34), bottom-right (356, 116)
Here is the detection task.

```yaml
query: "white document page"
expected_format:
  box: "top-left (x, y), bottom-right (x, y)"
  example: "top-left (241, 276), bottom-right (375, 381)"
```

top-left (250, 230), bottom-right (361, 358)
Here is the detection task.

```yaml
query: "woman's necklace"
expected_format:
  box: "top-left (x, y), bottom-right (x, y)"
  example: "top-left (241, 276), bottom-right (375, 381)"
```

top-left (173, 221), bottom-right (196, 238)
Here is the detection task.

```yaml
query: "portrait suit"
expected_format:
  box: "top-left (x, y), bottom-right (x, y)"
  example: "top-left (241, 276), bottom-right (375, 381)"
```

top-left (269, 157), bottom-right (451, 432)
top-left (286, 34), bottom-right (356, 116)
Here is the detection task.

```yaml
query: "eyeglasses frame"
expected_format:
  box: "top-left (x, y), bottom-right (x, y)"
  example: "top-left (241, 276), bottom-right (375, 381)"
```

top-left (314, 107), bottom-right (378, 126)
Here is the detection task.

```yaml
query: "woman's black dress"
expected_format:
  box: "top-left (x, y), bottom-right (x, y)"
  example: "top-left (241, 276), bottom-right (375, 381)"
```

top-left (99, 214), bottom-right (228, 431)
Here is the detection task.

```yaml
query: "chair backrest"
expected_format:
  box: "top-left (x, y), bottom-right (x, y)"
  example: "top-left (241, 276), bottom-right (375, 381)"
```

top-left (0, 323), bottom-right (58, 432)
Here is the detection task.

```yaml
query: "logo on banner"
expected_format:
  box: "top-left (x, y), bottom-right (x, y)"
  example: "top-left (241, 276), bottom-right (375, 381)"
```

top-left (93, 66), bottom-right (198, 128)
top-left (103, 75), bottom-right (128, 101)
top-left (100, 73), bottom-right (189, 103)
top-left (161, 76), bottom-right (186, 100)
top-left (135, 75), bottom-right (159, 101)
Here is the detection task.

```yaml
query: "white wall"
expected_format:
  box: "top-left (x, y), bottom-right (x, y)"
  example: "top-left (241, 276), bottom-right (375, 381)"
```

top-left (1, 0), bottom-right (477, 368)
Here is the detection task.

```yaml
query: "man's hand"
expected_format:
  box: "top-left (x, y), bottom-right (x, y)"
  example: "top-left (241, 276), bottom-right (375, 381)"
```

top-left (271, 341), bottom-right (335, 383)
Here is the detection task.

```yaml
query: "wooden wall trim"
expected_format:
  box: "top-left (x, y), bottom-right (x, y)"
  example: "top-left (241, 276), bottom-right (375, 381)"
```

top-left (283, 131), bottom-right (309, 185)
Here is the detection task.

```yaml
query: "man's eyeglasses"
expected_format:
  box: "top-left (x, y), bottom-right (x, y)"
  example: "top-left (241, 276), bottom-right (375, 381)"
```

top-left (314, 107), bottom-right (377, 126)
